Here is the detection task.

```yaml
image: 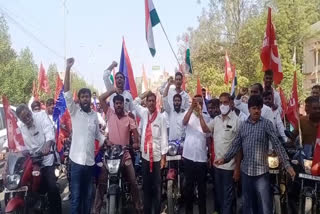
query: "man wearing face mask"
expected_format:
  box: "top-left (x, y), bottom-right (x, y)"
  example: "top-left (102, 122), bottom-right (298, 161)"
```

top-left (208, 93), bottom-right (241, 214)
top-left (64, 58), bottom-right (106, 214)
top-left (291, 96), bottom-right (320, 158)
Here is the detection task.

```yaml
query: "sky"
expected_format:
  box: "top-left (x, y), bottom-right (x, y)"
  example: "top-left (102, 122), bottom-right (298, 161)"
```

top-left (0, 0), bottom-right (205, 93)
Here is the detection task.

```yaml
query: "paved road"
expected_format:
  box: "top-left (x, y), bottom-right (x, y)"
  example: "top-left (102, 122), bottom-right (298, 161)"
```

top-left (0, 173), bottom-right (229, 214)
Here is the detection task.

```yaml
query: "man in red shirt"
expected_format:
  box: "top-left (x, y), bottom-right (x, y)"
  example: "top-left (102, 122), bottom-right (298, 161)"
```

top-left (92, 88), bottom-right (142, 214)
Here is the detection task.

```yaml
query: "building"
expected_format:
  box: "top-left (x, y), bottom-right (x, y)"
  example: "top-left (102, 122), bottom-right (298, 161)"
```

top-left (303, 21), bottom-right (320, 92)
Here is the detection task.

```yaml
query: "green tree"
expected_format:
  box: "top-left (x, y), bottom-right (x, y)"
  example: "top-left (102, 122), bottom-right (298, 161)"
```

top-left (184, 0), bottom-right (320, 100)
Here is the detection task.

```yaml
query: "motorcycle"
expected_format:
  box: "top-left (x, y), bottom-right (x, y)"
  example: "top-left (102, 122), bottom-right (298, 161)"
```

top-left (166, 139), bottom-right (184, 214)
top-left (285, 130), bottom-right (320, 214)
top-left (133, 151), bottom-right (142, 186)
top-left (3, 150), bottom-right (55, 214)
top-left (99, 144), bottom-right (132, 214)
top-left (268, 152), bottom-right (289, 214)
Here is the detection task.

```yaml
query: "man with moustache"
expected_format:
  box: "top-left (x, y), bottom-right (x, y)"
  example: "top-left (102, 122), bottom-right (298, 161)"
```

top-left (64, 58), bottom-right (106, 214)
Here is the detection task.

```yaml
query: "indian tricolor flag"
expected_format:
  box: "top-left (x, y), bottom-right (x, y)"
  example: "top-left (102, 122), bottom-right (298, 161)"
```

top-left (145, 0), bottom-right (160, 57)
top-left (185, 36), bottom-right (192, 74)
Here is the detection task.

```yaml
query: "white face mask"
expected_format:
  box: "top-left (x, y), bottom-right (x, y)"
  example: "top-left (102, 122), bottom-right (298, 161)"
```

top-left (220, 104), bottom-right (230, 115)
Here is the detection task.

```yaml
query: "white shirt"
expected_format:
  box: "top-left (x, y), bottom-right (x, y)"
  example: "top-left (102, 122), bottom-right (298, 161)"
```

top-left (133, 98), bottom-right (168, 162)
top-left (183, 112), bottom-right (211, 162)
top-left (163, 96), bottom-right (185, 141)
top-left (272, 108), bottom-right (287, 142)
top-left (64, 91), bottom-right (105, 166)
top-left (103, 69), bottom-right (134, 113)
top-left (234, 99), bottom-right (275, 126)
top-left (238, 111), bottom-right (247, 124)
top-left (97, 112), bottom-right (106, 127)
top-left (208, 111), bottom-right (240, 170)
top-left (271, 87), bottom-right (282, 115)
top-left (19, 112), bottom-right (55, 167)
top-left (167, 88), bottom-right (190, 112)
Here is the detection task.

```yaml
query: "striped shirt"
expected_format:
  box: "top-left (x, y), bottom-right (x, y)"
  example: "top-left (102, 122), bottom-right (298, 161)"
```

top-left (224, 117), bottom-right (290, 176)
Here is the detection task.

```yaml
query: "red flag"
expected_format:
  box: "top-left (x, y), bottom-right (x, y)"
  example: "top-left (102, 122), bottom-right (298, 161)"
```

top-left (2, 96), bottom-right (25, 151)
top-left (260, 7), bottom-right (283, 84)
top-left (54, 75), bottom-right (63, 102)
top-left (57, 110), bottom-right (72, 153)
top-left (286, 71), bottom-right (298, 128)
top-left (311, 125), bottom-right (320, 175)
top-left (196, 76), bottom-right (202, 95)
top-left (279, 87), bottom-right (287, 118)
top-left (32, 80), bottom-right (39, 101)
top-left (38, 63), bottom-right (51, 94)
top-left (224, 51), bottom-right (232, 85)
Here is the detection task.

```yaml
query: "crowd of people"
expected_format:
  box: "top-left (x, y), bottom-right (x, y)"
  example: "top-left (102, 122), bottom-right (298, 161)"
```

top-left (14, 57), bottom-right (320, 214)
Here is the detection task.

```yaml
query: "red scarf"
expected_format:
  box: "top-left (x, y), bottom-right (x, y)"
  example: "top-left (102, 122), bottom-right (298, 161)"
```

top-left (144, 110), bottom-right (158, 172)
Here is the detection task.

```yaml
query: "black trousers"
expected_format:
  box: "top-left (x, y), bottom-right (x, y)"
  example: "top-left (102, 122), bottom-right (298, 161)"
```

top-left (214, 167), bottom-right (235, 214)
top-left (142, 158), bottom-right (161, 214)
top-left (184, 158), bottom-right (207, 214)
top-left (40, 165), bottom-right (62, 214)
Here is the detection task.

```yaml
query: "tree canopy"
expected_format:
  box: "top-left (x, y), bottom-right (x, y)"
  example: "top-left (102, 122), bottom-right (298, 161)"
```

top-left (182, 0), bottom-right (320, 100)
top-left (0, 16), bottom-right (97, 105)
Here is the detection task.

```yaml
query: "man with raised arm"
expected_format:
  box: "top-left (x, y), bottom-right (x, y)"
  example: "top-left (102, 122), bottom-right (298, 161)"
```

top-left (64, 58), bottom-right (106, 214)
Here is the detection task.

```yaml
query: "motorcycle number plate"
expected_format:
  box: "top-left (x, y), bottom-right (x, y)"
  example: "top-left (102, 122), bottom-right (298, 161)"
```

top-left (4, 186), bottom-right (28, 193)
top-left (299, 173), bottom-right (320, 181)
top-left (167, 155), bottom-right (181, 161)
top-left (269, 169), bottom-right (279, 174)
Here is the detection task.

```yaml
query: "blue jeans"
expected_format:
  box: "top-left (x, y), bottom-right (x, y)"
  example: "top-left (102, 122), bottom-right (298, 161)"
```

top-left (214, 167), bottom-right (235, 214)
top-left (242, 172), bottom-right (272, 214)
top-left (70, 160), bottom-right (94, 214)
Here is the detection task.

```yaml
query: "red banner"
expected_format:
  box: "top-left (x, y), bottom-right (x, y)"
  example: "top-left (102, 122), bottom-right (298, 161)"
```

top-left (2, 96), bottom-right (25, 151)
top-left (38, 63), bottom-right (51, 94)
top-left (260, 7), bottom-right (283, 84)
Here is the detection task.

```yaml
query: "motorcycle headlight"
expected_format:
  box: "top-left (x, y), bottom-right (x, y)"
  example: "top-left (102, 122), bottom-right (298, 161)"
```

top-left (268, 156), bottom-right (279, 169)
top-left (55, 168), bottom-right (60, 178)
top-left (168, 144), bottom-right (178, 156)
top-left (6, 174), bottom-right (21, 190)
top-left (303, 159), bottom-right (313, 174)
top-left (107, 159), bottom-right (121, 174)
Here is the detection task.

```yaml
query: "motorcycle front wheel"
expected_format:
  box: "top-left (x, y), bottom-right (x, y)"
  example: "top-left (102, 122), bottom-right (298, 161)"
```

top-left (167, 180), bottom-right (179, 214)
top-left (300, 196), bottom-right (312, 214)
top-left (273, 194), bottom-right (281, 214)
top-left (108, 195), bottom-right (117, 214)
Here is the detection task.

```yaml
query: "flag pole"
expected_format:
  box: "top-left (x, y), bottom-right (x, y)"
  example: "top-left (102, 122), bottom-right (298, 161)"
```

top-left (159, 21), bottom-right (180, 66)
top-left (298, 115), bottom-right (303, 147)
